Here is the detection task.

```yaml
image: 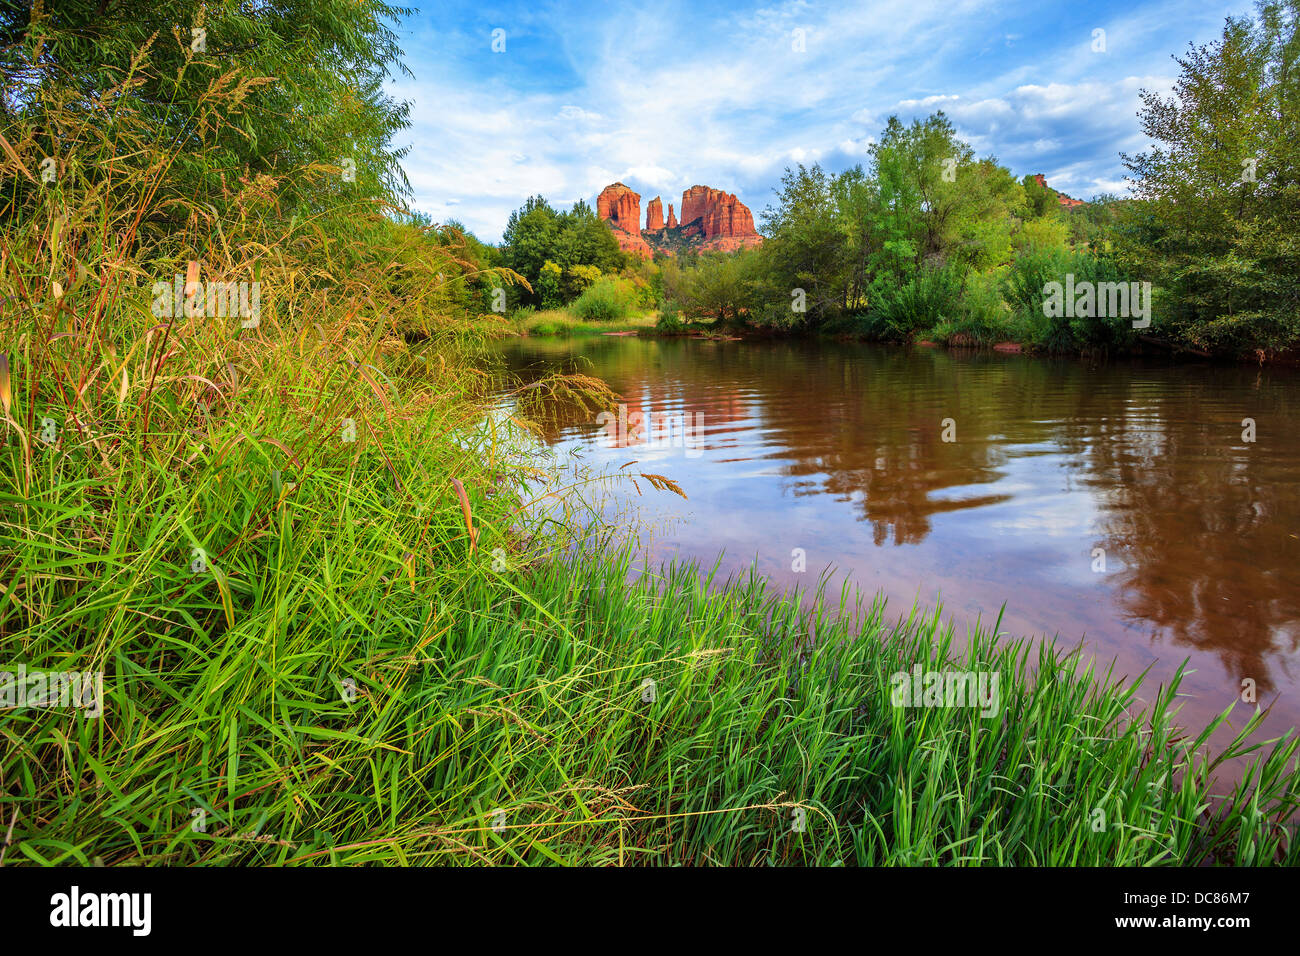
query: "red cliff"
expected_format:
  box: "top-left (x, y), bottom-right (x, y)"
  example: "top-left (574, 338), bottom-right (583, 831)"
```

top-left (678, 185), bottom-right (762, 250)
top-left (596, 181), bottom-right (761, 256)
top-left (646, 196), bottom-right (665, 231)
top-left (1032, 173), bottom-right (1086, 209)
top-left (596, 183), bottom-right (651, 255)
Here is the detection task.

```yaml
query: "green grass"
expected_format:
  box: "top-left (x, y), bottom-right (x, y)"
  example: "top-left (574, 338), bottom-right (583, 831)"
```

top-left (509, 308), bottom-right (657, 337)
top-left (5, 331), bottom-right (1300, 864)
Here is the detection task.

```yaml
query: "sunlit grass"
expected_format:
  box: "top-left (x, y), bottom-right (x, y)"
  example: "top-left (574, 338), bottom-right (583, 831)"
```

top-left (510, 309), bottom-right (657, 337)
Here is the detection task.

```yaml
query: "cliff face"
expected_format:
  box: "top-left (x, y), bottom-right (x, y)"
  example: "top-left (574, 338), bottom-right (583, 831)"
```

top-left (596, 183), bottom-right (652, 255)
top-left (679, 185), bottom-right (760, 246)
top-left (645, 196), bottom-right (665, 231)
top-left (597, 182), bottom-right (761, 256)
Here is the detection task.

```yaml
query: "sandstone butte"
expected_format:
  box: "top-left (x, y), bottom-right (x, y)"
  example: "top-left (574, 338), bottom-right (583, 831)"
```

top-left (645, 196), bottom-right (665, 231)
top-left (595, 183), bottom-right (652, 255)
top-left (596, 182), bottom-right (762, 256)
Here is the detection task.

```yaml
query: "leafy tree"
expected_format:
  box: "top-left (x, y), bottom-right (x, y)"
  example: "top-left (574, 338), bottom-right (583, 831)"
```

top-left (1119, 0), bottom-right (1300, 355)
top-left (501, 196), bottom-right (561, 302)
top-left (756, 114), bottom-right (1025, 329)
top-left (868, 114), bottom-right (1022, 274)
top-left (830, 165), bottom-right (877, 309)
top-left (556, 199), bottom-right (623, 276)
top-left (759, 164), bottom-right (846, 324)
top-left (688, 254), bottom-right (752, 325)
top-left (1022, 175), bottom-right (1054, 218)
top-left (500, 196), bottom-right (623, 305)
top-left (565, 263), bottom-right (601, 300)
top-left (0, 0), bottom-right (414, 216)
top-left (538, 260), bottom-right (563, 308)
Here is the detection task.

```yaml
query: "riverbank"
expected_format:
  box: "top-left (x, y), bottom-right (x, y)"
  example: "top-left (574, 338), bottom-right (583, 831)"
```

top-left (7, 314), bottom-right (1300, 864)
top-left (496, 311), bottom-right (1300, 365)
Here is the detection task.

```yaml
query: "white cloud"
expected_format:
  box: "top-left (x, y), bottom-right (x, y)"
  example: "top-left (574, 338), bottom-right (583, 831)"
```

top-left (394, 0), bottom-right (1253, 239)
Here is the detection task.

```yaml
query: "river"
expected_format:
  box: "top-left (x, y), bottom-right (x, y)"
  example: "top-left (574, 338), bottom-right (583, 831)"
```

top-left (502, 335), bottom-right (1300, 780)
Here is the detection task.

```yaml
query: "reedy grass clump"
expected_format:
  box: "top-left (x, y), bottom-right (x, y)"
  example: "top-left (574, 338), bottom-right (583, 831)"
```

top-left (6, 513), bottom-right (1300, 865)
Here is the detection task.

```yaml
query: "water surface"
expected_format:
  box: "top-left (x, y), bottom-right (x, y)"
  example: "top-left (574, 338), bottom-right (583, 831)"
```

top-left (502, 336), bottom-right (1300, 773)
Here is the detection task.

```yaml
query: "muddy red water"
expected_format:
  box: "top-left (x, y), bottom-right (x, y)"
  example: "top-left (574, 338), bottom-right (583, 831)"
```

top-left (503, 336), bottom-right (1300, 784)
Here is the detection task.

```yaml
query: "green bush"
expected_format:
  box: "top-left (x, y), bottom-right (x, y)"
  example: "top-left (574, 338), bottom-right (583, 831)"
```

top-left (573, 276), bottom-right (638, 321)
top-left (868, 265), bottom-right (965, 341)
top-left (932, 271), bottom-right (1017, 345)
top-left (1006, 249), bottom-right (1142, 352)
top-left (656, 307), bottom-right (686, 334)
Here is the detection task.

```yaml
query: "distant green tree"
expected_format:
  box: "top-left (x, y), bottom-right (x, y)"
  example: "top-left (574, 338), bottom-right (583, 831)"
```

top-left (534, 261), bottom-right (561, 308)
top-left (687, 254), bottom-right (751, 325)
top-left (501, 196), bottom-right (561, 303)
top-left (868, 113), bottom-right (1022, 273)
top-left (756, 113), bottom-right (1025, 328)
top-left (1022, 175), bottom-right (1054, 217)
top-left (500, 196), bottom-right (623, 305)
top-left (759, 164), bottom-right (846, 324)
top-left (556, 200), bottom-right (624, 276)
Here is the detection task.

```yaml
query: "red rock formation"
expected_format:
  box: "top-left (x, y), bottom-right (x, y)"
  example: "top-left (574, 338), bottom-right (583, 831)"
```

top-left (1032, 173), bottom-right (1086, 208)
top-left (595, 181), bottom-right (762, 255)
top-left (678, 185), bottom-right (761, 250)
top-left (645, 196), bottom-right (664, 231)
top-left (596, 183), bottom-right (651, 255)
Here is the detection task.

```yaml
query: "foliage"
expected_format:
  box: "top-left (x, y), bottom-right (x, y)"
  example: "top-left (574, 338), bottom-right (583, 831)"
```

top-left (1118, 0), bottom-right (1300, 356)
top-left (501, 197), bottom-right (624, 307)
top-left (571, 276), bottom-right (639, 322)
top-left (0, 0), bottom-right (415, 213)
top-left (538, 261), bottom-right (563, 308)
top-left (747, 113), bottom-right (1031, 337)
top-left (1005, 248), bottom-right (1141, 352)
top-left (655, 309), bottom-right (686, 334)
top-left (867, 264), bottom-right (966, 341)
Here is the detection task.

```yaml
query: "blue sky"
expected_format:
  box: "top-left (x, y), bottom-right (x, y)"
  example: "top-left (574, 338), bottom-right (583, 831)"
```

top-left (391, 0), bottom-right (1254, 242)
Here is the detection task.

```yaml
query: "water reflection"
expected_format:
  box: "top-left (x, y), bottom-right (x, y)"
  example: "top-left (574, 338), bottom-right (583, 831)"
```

top-left (502, 337), bottom-right (1300, 751)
